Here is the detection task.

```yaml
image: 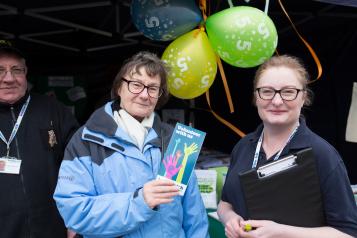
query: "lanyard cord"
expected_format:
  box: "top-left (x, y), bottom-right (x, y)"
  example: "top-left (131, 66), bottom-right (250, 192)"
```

top-left (0, 95), bottom-right (31, 157)
top-left (252, 124), bottom-right (299, 169)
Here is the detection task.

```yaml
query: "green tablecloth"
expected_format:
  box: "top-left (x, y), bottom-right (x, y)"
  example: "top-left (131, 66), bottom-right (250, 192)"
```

top-left (207, 209), bottom-right (225, 238)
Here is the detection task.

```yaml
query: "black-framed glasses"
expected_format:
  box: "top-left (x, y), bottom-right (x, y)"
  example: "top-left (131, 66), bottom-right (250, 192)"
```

top-left (121, 78), bottom-right (163, 99)
top-left (0, 67), bottom-right (26, 79)
top-left (256, 87), bottom-right (304, 101)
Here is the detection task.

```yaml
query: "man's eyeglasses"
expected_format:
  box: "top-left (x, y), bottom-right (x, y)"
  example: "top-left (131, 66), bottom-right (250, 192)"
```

top-left (256, 87), bottom-right (304, 101)
top-left (121, 78), bottom-right (163, 99)
top-left (0, 67), bottom-right (26, 79)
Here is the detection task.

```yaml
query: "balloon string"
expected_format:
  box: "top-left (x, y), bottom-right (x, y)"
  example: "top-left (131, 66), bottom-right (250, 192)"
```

top-left (199, 0), bottom-right (208, 21)
top-left (217, 55), bottom-right (234, 113)
top-left (193, 27), bottom-right (204, 38)
top-left (206, 90), bottom-right (246, 138)
top-left (278, 0), bottom-right (322, 83)
top-left (227, 0), bottom-right (234, 8)
top-left (200, 0), bottom-right (233, 112)
top-left (264, 0), bottom-right (270, 14)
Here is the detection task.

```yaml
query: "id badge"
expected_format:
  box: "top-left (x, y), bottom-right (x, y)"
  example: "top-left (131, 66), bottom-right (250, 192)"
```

top-left (0, 156), bottom-right (21, 174)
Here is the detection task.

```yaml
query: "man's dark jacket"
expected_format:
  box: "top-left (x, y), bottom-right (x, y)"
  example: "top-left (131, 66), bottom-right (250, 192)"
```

top-left (0, 93), bottom-right (78, 238)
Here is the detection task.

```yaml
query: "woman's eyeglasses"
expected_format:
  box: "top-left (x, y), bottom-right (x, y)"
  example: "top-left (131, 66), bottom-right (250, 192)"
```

top-left (121, 78), bottom-right (163, 99)
top-left (256, 87), bottom-right (304, 101)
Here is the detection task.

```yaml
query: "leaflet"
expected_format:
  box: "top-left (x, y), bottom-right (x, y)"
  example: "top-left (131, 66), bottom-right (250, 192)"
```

top-left (157, 123), bottom-right (206, 196)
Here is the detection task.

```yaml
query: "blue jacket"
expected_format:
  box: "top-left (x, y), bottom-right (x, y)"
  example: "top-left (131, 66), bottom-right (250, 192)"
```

top-left (54, 102), bottom-right (209, 238)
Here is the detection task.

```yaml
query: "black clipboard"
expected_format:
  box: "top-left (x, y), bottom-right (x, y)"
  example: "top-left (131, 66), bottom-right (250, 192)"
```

top-left (239, 148), bottom-right (325, 227)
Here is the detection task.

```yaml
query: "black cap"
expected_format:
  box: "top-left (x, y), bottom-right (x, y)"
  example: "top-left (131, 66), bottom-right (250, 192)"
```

top-left (0, 39), bottom-right (25, 59)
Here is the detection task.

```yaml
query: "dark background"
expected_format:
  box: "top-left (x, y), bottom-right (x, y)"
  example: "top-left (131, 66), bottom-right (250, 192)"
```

top-left (1, 0), bottom-right (356, 183)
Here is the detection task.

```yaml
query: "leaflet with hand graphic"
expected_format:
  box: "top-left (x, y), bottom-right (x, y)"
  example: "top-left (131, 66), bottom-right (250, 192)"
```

top-left (157, 123), bottom-right (206, 196)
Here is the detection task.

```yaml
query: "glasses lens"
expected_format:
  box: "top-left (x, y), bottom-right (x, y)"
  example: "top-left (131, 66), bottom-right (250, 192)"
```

top-left (281, 88), bottom-right (298, 100)
top-left (259, 88), bottom-right (275, 100)
top-left (128, 81), bottom-right (144, 94)
top-left (11, 68), bottom-right (25, 76)
top-left (147, 87), bottom-right (162, 98)
top-left (0, 69), bottom-right (6, 78)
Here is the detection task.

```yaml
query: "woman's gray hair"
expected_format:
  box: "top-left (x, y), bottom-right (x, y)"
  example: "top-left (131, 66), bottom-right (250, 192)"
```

top-left (111, 51), bottom-right (170, 109)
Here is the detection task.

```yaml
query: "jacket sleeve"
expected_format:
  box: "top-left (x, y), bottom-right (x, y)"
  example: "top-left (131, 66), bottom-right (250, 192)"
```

top-left (182, 172), bottom-right (210, 238)
top-left (53, 134), bottom-right (156, 237)
top-left (321, 159), bottom-right (357, 237)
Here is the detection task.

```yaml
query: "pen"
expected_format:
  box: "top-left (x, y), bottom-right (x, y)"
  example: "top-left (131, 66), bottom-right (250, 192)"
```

top-left (244, 224), bottom-right (252, 232)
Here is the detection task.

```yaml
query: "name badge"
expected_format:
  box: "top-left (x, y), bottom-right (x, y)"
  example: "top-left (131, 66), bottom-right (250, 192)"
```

top-left (0, 156), bottom-right (21, 174)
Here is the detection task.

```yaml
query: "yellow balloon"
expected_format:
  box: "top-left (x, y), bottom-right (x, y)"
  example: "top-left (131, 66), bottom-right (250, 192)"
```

top-left (162, 28), bottom-right (217, 99)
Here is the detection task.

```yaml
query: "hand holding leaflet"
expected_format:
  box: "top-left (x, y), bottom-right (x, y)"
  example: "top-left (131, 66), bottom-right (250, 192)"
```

top-left (157, 123), bottom-right (206, 195)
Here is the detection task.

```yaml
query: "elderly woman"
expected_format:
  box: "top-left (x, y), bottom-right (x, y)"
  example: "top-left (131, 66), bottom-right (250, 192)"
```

top-left (218, 55), bottom-right (357, 238)
top-left (54, 51), bottom-right (209, 238)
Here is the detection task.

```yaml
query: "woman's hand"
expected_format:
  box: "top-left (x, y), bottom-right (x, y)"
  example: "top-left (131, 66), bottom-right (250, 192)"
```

top-left (142, 179), bottom-right (179, 209)
top-left (67, 229), bottom-right (77, 238)
top-left (224, 213), bottom-right (244, 238)
top-left (217, 201), bottom-right (244, 238)
top-left (238, 220), bottom-right (284, 238)
top-left (238, 220), bottom-right (354, 238)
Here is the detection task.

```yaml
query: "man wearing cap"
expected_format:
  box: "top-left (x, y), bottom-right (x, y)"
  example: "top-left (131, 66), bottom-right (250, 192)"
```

top-left (0, 40), bottom-right (79, 238)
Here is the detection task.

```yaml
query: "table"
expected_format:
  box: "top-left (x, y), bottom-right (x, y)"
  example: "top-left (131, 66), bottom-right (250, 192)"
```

top-left (207, 209), bottom-right (225, 238)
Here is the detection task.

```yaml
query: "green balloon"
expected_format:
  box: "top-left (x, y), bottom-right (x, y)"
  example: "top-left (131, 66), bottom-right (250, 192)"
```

top-left (206, 6), bottom-right (278, 68)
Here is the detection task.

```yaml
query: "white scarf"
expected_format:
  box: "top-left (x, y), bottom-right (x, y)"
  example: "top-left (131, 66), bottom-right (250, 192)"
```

top-left (113, 109), bottom-right (154, 151)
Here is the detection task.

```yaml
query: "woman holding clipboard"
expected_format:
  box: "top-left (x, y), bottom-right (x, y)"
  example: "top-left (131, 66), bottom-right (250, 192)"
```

top-left (217, 55), bottom-right (357, 238)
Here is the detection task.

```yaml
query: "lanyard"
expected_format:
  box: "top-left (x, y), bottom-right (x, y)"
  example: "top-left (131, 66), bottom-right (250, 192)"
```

top-left (0, 95), bottom-right (31, 157)
top-left (252, 124), bottom-right (299, 169)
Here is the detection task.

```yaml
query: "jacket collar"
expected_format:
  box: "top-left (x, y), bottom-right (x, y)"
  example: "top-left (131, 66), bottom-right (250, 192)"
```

top-left (248, 117), bottom-right (312, 151)
top-left (85, 102), bottom-right (118, 138)
top-left (84, 101), bottom-right (164, 149)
